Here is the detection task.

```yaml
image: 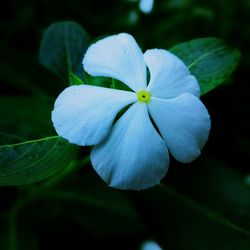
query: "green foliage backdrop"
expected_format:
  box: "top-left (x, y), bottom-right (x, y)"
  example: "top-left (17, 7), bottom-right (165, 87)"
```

top-left (0, 0), bottom-right (249, 249)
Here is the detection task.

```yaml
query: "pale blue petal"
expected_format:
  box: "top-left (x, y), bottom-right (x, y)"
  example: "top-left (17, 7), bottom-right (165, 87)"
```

top-left (141, 240), bottom-right (162, 250)
top-left (52, 85), bottom-right (136, 146)
top-left (83, 33), bottom-right (147, 92)
top-left (148, 94), bottom-right (210, 163)
top-left (139, 0), bottom-right (154, 13)
top-left (144, 49), bottom-right (200, 98)
top-left (91, 102), bottom-right (169, 190)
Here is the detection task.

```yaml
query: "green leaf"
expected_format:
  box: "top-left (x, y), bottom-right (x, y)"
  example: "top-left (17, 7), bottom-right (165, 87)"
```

top-left (0, 48), bottom-right (65, 96)
top-left (0, 97), bottom-right (54, 139)
top-left (84, 74), bottom-right (112, 88)
top-left (69, 73), bottom-right (84, 85)
top-left (170, 37), bottom-right (240, 95)
top-left (134, 158), bottom-right (250, 249)
top-left (84, 73), bottom-right (132, 91)
top-left (0, 133), bottom-right (23, 145)
top-left (168, 157), bottom-right (250, 233)
top-left (39, 21), bottom-right (90, 84)
top-left (29, 172), bottom-right (144, 235)
top-left (137, 187), bottom-right (250, 250)
top-left (0, 62), bottom-right (44, 96)
top-left (0, 135), bottom-right (77, 186)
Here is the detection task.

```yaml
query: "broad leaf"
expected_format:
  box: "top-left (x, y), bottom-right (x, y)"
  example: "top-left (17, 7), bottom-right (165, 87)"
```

top-left (134, 158), bottom-right (250, 249)
top-left (0, 133), bottom-right (23, 145)
top-left (84, 74), bottom-right (112, 88)
top-left (85, 73), bottom-right (132, 91)
top-left (167, 157), bottom-right (250, 233)
top-left (0, 134), bottom-right (77, 186)
top-left (69, 73), bottom-right (84, 85)
top-left (39, 21), bottom-right (90, 84)
top-left (0, 97), bottom-right (54, 139)
top-left (0, 47), bottom-right (66, 96)
top-left (170, 37), bottom-right (240, 95)
top-left (0, 61), bottom-right (44, 96)
top-left (33, 174), bottom-right (144, 235)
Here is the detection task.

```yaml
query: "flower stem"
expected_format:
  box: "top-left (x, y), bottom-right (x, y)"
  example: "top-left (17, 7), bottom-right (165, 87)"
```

top-left (8, 210), bottom-right (17, 250)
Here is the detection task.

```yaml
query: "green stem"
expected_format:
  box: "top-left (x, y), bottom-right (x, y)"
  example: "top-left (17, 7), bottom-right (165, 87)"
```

top-left (7, 193), bottom-right (34, 250)
top-left (8, 210), bottom-right (18, 250)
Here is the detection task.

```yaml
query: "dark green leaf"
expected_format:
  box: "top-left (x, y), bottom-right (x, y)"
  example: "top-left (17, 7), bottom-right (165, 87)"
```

top-left (136, 187), bottom-right (250, 250)
top-left (39, 21), bottom-right (90, 84)
top-left (0, 97), bottom-right (54, 139)
top-left (85, 73), bottom-right (132, 91)
top-left (85, 74), bottom-right (112, 88)
top-left (0, 135), bottom-right (77, 186)
top-left (170, 37), bottom-right (240, 95)
top-left (110, 78), bottom-right (131, 91)
top-left (0, 133), bottom-right (23, 145)
top-left (23, 172), bottom-right (144, 235)
top-left (134, 158), bottom-right (250, 249)
top-left (69, 73), bottom-right (84, 85)
top-left (167, 157), bottom-right (250, 233)
top-left (0, 62), bottom-right (44, 96)
top-left (0, 48), bottom-right (65, 96)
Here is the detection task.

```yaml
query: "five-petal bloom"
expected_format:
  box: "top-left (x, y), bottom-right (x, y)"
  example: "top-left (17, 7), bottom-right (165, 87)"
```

top-left (52, 33), bottom-right (211, 190)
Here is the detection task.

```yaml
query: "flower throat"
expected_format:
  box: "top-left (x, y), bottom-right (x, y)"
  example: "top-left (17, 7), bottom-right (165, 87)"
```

top-left (137, 90), bottom-right (151, 103)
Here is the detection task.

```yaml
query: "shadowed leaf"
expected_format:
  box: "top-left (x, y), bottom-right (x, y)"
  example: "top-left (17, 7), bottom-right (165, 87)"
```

top-left (170, 37), bottom-right (240, 95)
top-left (0, 135), bottom-right (77, 186)
top-left (39, 21), bottom-right (90, 84)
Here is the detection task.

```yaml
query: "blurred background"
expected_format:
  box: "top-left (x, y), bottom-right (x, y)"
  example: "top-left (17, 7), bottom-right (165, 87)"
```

top-left (0, 0), bottom-right (250, 249)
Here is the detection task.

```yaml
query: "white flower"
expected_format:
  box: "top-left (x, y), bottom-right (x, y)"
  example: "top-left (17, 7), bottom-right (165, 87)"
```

top-left (141, 240), bottom-right (162, 250)
top-left (139, 0), bottom-right (154, 14)
top-left (52, 33), bottom-right (211, 190)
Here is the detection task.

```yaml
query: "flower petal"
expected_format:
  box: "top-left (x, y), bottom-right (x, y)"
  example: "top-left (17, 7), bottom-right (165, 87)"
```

top-left (139, 0), bottom-right (154, 13)
top-left (148, 94), bottom-right (210, 163)
top-left (91, 102), bottom-right (169, 190)
top-left (144, 49), bottom-right (200, 98)
top-left (83, 33), bottom-right (147, 92)
top-left (52, 85), bottom-right (136, 146)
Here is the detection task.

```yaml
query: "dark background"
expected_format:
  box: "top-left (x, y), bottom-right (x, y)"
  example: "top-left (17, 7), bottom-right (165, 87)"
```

top-left (0, 0), bottom-right (250, 249)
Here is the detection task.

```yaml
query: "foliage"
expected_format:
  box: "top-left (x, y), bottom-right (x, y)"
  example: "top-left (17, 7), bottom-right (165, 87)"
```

top-left (0, 1), bottom-right (249, 249)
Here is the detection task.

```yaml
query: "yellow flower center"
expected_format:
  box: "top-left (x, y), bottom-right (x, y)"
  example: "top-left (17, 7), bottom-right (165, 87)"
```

top-left (137, 90), bottom-right (151, 103)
